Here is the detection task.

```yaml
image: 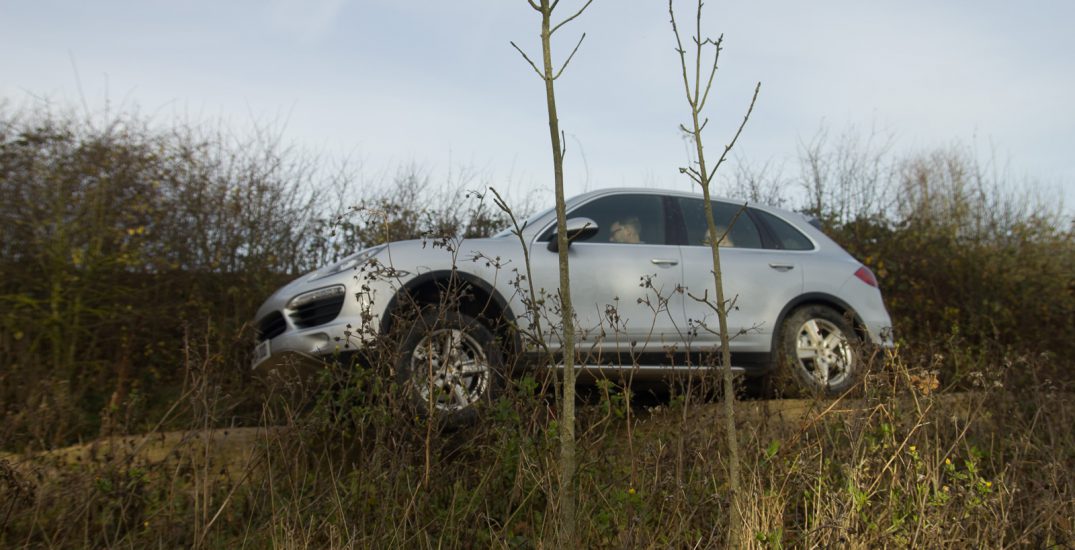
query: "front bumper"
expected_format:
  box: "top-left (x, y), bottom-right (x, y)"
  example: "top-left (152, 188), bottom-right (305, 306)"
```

top-left (252, 321), bottom-right (352, 373)
top-left (251, 268), bottom-right (392, 376)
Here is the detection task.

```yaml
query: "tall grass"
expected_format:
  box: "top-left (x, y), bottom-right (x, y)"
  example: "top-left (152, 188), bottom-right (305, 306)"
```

top-left (1, 105), bottom-right (1073, 547)
top-left (3, 343), bottom-right (1071, 547)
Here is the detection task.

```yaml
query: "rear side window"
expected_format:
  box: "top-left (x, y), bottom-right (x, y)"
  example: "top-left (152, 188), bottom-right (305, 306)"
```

top-left (677, 198), bottom-right (762, 249)
top-left (754, 210), bottom-right (815, 250)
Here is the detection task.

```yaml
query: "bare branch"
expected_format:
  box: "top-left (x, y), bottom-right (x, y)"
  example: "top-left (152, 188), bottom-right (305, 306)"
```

top-left (686, 288), bottom-right (741, 315)
top-left (551, 0), bottom-right (594, 35)
top-left (708, 81), bottom-right (761, 182)
top-left (721, 201), bottom-right (749, 242)
top-left (692, 0), bottom-right (703, 110)
top-left (686, 289), bottom-right (719, 315)
top-left (552, 33), bottom-right (587, 80)
top-left (510, 41), bottom-right (546, 79)
top-left (490, 188), bottom-right (510, 215)
top-left (678, 166), bottom-right (702, 185)
top-left (698, 34), bottom-right (724, 111)
top-left (669, 1), bottom-right (697, 109)
top-left (528, 0), bottom-right (541, 11)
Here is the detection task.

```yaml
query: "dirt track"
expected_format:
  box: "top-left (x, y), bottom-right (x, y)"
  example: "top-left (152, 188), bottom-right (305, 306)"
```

top-left (3, 393), bottom-right (989, 480)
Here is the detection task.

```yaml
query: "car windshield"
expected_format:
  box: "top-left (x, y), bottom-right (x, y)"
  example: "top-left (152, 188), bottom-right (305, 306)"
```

top-left (492, 205), bottom-right (555, 238)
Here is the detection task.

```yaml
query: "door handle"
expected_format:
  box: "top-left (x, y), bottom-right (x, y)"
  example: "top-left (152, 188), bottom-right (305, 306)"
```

top-left (768, 263), bottom-right (795, 272)
top-left (651, 258), bottom-right (679, 266)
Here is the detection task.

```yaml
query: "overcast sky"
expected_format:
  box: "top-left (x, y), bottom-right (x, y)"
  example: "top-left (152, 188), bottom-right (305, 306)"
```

top-left (3, 1), bottom-right (1073, 210)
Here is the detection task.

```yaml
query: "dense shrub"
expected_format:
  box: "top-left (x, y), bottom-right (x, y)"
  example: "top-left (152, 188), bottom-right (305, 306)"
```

top-left (0, 103), bottom-right (516, 449)
top-left (732, 133), bottom-right (1075, 385)
top-left (837, 150), bottom-right (1073, 384)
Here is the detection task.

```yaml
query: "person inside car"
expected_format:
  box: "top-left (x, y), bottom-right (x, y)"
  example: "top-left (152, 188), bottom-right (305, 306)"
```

top-left (609, 217), bottom-right (642, 243)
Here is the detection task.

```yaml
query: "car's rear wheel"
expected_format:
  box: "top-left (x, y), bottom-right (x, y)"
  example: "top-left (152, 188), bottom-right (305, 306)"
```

top-left (396, 310), bottom-right (502, 426)
top-left (773, 305), bottom-right (859, 397)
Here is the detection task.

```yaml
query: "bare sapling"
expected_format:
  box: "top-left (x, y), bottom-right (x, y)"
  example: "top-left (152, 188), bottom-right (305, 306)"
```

top-left (512, 0), bottom-right (593, 546)
top-left (668, 0), bottom-right (760, 545)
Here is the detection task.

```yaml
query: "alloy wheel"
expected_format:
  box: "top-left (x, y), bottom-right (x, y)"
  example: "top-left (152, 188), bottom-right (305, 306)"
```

top-left (408, 328), bottom-right (491, 412)
top-left (794, 318), bottom-right (854, 388)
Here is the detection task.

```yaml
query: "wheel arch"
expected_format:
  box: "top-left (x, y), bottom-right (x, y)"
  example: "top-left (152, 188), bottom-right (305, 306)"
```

top-left (770, 292), bottom-right (868, 353)
top-left (379, 270), bottom-right (521, 356)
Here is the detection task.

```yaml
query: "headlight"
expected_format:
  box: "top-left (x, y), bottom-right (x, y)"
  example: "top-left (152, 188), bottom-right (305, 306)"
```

top-left (287, 285), bottom-right (345, 309)
top-left (309, 244), bottom-right (386, 281)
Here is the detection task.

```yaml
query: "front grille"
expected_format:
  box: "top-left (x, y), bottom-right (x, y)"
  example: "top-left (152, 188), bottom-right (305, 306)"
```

top-left (256, 311), bottom-right (286, 342)
top-left (289, 293), bottom-right (345, 329)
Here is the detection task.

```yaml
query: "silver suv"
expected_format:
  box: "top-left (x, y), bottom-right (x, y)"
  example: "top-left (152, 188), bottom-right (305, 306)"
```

top-left (252, 188), bottom-right (893, 419)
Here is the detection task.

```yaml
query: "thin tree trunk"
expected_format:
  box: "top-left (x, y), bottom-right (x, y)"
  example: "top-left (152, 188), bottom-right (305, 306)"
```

top-left (669, 1), bottom-right (760, 545)
top-left (537, 4), bottom-right (579, 544)
top-left (514, 3), bottom-right (594, 544)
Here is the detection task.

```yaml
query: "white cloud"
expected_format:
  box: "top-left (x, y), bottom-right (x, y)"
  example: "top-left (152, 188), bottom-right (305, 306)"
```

top-left (266, 0), bottom-right (348, 43)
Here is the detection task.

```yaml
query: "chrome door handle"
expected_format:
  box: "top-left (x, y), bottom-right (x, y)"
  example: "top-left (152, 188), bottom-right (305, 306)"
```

top-left (651, 258), bottom-right (679, 266)
top-left (768, 263), bottom-right (795, 271)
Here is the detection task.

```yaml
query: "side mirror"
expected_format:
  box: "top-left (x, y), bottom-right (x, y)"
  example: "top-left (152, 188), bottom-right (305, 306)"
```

top-left (547, 217), bottom-right (599, 252)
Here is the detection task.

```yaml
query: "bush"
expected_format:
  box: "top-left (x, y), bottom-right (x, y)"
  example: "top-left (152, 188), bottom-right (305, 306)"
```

top-left (0, 103), bottom-right (329, 448)
top-left (0, 102), bottom-right (519, 449)
top-left (734, 132), bottom-right (1075, 386)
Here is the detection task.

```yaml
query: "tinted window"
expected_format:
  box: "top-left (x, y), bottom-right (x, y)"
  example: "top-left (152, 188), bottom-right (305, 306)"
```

top-left (754, 210), bottom-right (815, 250)
top-left (677, 198), bottom-right (762, 249)
top-left (539, 194), bottom-right (668, 245)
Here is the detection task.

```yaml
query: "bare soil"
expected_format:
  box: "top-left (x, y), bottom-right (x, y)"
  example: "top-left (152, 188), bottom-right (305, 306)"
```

top-left (5, 393), bottom-right (987, 480)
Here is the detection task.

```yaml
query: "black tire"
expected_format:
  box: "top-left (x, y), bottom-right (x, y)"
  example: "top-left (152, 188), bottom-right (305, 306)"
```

top-left (771, 305), bottom-right (860, 397)
top-left (395, 310), bottom-right (503, 427)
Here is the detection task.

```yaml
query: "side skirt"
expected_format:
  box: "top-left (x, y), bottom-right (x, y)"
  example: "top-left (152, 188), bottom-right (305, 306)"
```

top-left (517, 350), bottom-right (771, 382)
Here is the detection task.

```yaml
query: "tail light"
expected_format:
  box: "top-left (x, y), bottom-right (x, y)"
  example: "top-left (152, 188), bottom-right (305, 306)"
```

top-left (854, 266), bottom-right (878, 288)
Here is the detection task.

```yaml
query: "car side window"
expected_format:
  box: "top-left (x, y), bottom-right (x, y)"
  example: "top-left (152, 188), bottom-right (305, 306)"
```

top-left (677, 198), bottom-right (762, 248)
top-left (754, 210), bottom-right (815, 250)
top-left (538, 194), bottom-right (668, 245)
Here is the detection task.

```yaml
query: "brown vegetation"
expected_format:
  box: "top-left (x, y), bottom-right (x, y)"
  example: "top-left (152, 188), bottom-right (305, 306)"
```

top-left (1, 102), bottom-right (1073, 547)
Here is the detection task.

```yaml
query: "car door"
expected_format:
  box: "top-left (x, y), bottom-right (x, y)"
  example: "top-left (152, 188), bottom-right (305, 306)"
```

top-left (530, 193), bottom-right (686, 357)
top-left (675, 198), bottom-right (804, 353)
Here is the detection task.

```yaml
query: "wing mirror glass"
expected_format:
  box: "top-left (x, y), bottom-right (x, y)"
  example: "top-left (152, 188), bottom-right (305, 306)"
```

top-left (547, 217), bottom-right (599, 252)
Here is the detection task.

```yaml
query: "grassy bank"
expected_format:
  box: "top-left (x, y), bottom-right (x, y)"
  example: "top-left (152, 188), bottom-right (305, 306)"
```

top-left (2, 349), bottom-right (1072, 548)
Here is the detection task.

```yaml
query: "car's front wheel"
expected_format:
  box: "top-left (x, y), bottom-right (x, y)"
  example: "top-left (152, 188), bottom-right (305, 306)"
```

top-left (773, 305), bottom-right (859, 397)
top-left (395, 310), bottom-right (503, 426)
